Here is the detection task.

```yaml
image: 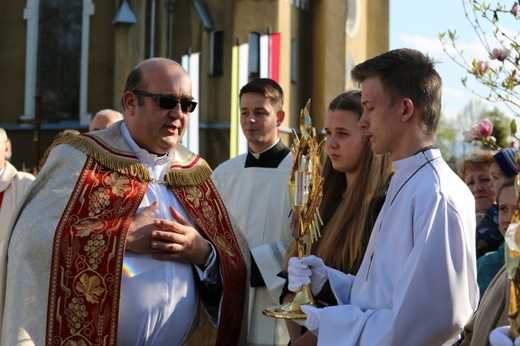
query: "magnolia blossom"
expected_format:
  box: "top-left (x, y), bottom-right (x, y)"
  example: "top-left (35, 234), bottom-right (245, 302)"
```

top-left (511, 2), bottom-right (518, 16)
top-left (473, 60), bottom-right (490, 75)
top-left (490, 47), bottom-right (510, 62)
top-left (462, 118), bottom-right (494, 143)
top-left (462, 130), bottom-right (475, 143)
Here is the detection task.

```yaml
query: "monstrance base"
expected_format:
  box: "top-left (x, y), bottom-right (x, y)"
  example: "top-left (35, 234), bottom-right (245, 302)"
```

top-left (262, 285), bottom-right (315, 320)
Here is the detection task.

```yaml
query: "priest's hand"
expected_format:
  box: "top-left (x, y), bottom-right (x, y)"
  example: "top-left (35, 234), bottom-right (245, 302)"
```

top-left (489, 326), bottom-right (520, 346)
top-left (288, 255), bottom-right (328, 295)
top-left (126, 201), bottom-right (165, 253)
top-left (151, 206), bottom-right (212, 266)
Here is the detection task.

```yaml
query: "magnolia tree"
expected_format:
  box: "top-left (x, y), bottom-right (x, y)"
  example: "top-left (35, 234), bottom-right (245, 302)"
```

top-left (439, 0), bottom-right (520, 122)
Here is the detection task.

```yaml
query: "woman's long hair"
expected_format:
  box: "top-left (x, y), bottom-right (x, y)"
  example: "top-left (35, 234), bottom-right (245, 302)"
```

top-left (284, 90), bottom-right (392, 274)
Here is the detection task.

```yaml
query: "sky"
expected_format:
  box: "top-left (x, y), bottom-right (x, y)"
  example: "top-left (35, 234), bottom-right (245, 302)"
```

top-left (389, 0), bottom-right (517, 128)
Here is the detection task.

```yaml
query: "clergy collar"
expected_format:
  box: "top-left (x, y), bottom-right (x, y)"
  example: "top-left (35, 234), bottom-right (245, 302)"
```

top-left (249, 138), bottom-right (282, 159)
top-left (245, 139), bottom-right (290, 168)
top-left (121, 123), bottom-right (171, 166)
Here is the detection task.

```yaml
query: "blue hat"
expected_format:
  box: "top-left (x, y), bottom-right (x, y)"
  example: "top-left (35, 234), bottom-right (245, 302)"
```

top-left (494, 147), bottom-right (518, 178)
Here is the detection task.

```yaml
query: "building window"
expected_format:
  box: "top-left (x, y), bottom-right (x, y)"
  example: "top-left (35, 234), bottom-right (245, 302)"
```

top-left (346, 0), bottom-right (361, 37)
top-left (23, 0), bottom-right (93, 125)
top-left (210, 31), bottom-right (224, 76)
top-left (38, 0), bottom-right (82, 121)
top-left (249, 32), bottom-right (260, 77)
top-left (291, 39), bottom-right (297, 83)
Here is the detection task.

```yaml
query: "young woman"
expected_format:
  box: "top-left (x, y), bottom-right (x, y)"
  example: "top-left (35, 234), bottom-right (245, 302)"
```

top-left (281, 90), bottom-right (393, 345)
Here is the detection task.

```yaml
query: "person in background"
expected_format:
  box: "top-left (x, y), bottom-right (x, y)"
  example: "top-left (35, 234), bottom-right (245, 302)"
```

top-left (490, 148), bottom-right (518, 200)
top-left (0, 127), bottom-right (34, 242)
top-left (457, 149), bottom-right (501, 258)
top-left (55, 129), bottom-right (81, 139)
top-left (286, 48), bottom-right (478, 345)
top-left (4, 138), bottom-right (11, 162)
top-left (281, 90), bottom-right (392, 345)
top-left (211, 78), bottom-right (292, 345)
top-left (0, 58), bottom-right (249, 345)
top-left (461, 177), bottom-right (517, 346)
top-left (477, 148), bottom-right (518, 300)
top-left (89, 108), bottom-right (124, 132)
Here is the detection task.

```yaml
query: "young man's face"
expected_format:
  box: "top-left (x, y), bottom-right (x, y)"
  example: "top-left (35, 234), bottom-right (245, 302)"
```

top-left (239, 92), bottom-right (284, 153)
top-left (358, 76), bottom-right (402, 160)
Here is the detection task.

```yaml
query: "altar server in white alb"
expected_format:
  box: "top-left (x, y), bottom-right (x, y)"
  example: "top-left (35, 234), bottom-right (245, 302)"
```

top-left (287, 48), bottom-right (478, 345)
top-left (0, 128), bottom-right (34, 236)
top-left (211, 78), bottom-right (292, 345)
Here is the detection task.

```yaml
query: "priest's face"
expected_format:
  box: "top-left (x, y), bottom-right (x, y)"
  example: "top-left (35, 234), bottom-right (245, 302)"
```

top-left (240, 92), bottom-right (284, 153)
top-left (123, 59), bottom-right (194, 155)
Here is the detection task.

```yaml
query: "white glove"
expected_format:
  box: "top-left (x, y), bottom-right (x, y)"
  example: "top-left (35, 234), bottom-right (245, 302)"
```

top-left (288, 257), bottom-right (311, 292)
top-left (301, 305), bottom-right (320, 336)
top-left (301, 255), bottom-right (328, 294)
top-left (489, 326), bottom-right (520, 346)
top-left (293, 305), bottom-right (321, 336)
top-left (288, 255), bottom-right (328, 295)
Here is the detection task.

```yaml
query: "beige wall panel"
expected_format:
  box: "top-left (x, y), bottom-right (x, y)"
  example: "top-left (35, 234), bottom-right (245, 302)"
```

top-left (0, 1), bottom-right (28, 123)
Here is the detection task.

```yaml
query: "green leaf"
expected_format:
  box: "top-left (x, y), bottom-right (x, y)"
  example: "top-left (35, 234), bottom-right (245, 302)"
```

top-left (511, 118), bottom-right (518, 136)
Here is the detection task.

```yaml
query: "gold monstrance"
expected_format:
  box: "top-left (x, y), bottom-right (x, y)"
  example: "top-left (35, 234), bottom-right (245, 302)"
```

top-left (263, 99), bottom-right (325, 319)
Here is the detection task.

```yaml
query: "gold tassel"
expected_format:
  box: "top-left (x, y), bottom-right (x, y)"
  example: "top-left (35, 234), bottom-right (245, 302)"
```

top-left (164, 160), bottom-right (212, 186)
top-left (40, 135), bottom-right (151, 182)
top-left (41, 134), bottom-right (213, 186)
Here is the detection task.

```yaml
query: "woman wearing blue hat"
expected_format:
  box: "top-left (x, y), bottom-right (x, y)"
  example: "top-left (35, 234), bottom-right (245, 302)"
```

top-left (490, 147), bottom-right (519, 198)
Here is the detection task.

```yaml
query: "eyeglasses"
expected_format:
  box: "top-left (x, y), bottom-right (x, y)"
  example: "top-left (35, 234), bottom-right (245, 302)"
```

top-left (133, 90), bottom-right (197, 113)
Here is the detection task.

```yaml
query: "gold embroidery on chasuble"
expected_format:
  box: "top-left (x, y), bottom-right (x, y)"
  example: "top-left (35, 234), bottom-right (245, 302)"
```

top-left (172, 180), bottom-right (248, 346)
top-left (46, 158), bottom-right (147, 346)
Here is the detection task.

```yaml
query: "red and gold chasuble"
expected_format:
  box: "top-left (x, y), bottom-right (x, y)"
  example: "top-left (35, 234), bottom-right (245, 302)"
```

top-left (46, 158), bottom-right (147, 345)
top-left (44, 134), bottom-right (247, 346)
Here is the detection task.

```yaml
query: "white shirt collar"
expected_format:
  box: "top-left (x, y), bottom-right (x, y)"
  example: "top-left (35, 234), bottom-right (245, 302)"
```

top-left (249, 138), bottom-right (280, 159)
top-left (120, 123), bottom-right (171, 166)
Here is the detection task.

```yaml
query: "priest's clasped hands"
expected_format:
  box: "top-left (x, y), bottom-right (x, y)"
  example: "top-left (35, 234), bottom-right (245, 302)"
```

top-left (288, 255), bottom-right (329, 335)
top-left (125, 200), bottom-right (212, 266)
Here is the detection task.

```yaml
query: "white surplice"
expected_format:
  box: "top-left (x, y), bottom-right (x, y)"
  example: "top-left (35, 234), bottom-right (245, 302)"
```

top-left (318, 148), bottom-right (478, 346)
top-left (211, 152), bottom-right (293, 345)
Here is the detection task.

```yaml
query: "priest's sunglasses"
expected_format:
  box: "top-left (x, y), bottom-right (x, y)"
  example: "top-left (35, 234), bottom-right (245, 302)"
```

top-left (133, 90), bottom-right (197, 113)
